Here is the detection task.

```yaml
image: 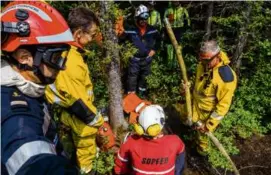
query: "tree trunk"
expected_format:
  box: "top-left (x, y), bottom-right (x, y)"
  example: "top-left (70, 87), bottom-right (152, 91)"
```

top-left (203, 1), bottom-right (214, 41)
top-left (100, 1), bottom-right (128, 131)
top-left (232, 3), bottom-right (252, 76)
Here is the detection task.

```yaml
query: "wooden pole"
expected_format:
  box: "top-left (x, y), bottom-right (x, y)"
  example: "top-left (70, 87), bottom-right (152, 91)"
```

top-left (164, 18), bottom-right (240, 175)
top-left (163, 18), bottom-right (193, 126)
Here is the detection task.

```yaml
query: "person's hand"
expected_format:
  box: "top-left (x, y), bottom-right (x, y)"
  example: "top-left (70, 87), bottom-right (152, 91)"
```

top-left (183, 118), bottom-right (193, 126)
top-left (193, 121), bottom-right (208, 133)
top-left (115, 16), bottom-right (124, 36)
top-left (148, 50), bottom-right (156, 57)
top-left (181, 80), bottom-right (191, 92)
top-left (88, 112), bottom-right (104, 127)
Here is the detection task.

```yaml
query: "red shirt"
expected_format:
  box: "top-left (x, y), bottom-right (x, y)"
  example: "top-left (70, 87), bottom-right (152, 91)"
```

top-left (114, 134), bottom-right (185, 175)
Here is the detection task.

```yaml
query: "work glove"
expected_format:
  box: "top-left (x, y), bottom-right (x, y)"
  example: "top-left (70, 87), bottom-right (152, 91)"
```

top-left (205, 113), bottom-right (221, 132)
top-left (88, 112), bottom-right (104, 127)
top-left (193, 120), bottom-right (208, 133)
top-left (96, 121), bottom-right (116, 151)
top-left (180, 80), bottom-right (191, 96)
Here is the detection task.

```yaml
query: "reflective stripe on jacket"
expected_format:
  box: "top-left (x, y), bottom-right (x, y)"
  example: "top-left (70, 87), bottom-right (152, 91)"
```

top-left (1, 86), bottom-right (77, 175)
top-left (45, 45), bottom-right (103, 127)
top-left (46, 45), bottom-right (96, 112)
top-left (114, 134), bottom-right (185, 175)
top-left (192, 52), bottom-right (237, 131)
top-left (121, 25), bottom-right (159, 58)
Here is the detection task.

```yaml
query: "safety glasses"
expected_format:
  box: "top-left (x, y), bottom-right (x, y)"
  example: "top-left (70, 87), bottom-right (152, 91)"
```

top-left (139, 12), bottom-right (149, 20)
top-left (37, 45), bottom-right (70, 70)
top-left (199, 52), bottom-right (220, 63)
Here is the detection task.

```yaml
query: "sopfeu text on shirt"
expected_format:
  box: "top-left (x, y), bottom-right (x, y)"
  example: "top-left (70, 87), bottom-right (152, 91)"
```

top-left (141, 157), bottom-right (169, 165)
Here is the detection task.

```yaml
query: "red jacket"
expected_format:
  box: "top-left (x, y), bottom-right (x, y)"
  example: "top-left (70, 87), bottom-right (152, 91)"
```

top-left (114, 134), bottom-right (185, 175)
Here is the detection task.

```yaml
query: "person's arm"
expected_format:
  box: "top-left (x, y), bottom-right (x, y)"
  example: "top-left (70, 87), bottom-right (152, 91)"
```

top-left (114, 138), bottom-right (131, 175)
top-left (1, 113), bottom-right (78, 175)
top-left (174, 136), bottom-right (186, 175)
top-left (45, 53), bottom-right (103, 127)
top-left (205, 66), bottom-right (237, 132)
top-left (175, 151), bottom-right (185, 175)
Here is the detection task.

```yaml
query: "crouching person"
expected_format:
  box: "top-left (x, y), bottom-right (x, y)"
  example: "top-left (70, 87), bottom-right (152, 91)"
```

top-left (114, 105), bottom-right (185, 175)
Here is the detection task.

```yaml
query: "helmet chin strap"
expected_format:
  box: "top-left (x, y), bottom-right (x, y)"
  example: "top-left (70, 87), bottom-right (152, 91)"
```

top-left (32, 67), bottom-right (56, 85)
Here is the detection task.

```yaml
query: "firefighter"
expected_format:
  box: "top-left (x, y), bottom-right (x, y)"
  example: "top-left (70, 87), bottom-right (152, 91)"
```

top-left (1, 1), bottom-right (77, 174)
top-left (118, 4), bottom-right (160, 98)
top-left (182, 40), bottom-right (237, 155)
top-left (115, 103), bottom-right (185, 175)
top-left (45, 7), bottom-right (115, 174)
top-left (146, 0), bottom-right (162, 30)
top-left (164, 1), bottom-right (190, 69)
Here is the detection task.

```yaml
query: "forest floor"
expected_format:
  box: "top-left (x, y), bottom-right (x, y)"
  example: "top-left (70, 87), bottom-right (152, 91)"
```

top-left (164, 106), bottom-right (271, 175)
top-left (183, 134), bottom-right (271, 175)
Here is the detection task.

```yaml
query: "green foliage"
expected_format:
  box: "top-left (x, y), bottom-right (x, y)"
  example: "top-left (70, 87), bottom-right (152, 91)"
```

top-left (50, 1), bottom-right (271, 173)
top-left (208, 132), bottom-right (239, 170)
top-left (92, 151), bottom-right (115, 174)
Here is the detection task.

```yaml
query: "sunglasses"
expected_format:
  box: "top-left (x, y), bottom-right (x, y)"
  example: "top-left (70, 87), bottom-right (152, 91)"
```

top-left (199, 52), bottom-right (220, 63)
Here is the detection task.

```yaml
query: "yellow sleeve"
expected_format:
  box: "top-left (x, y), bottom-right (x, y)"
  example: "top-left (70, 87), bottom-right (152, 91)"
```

top-left (215, 80), bottom-right (236, 117)
top-left (45, 49), bottom-right (99, 125)
top-left (206, 67), bottom-right (237, 132)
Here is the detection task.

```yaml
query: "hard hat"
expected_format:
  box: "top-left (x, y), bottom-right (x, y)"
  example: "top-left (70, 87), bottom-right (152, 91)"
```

top-left (135, 4), bottom-right (149, 19)
top-left (199, 40), bottom-right (221, 60)
top-left (134, 105), bottom-right (165, 137)
top-left (147, 0), bottom-right (156, 6)
top-left (1, 1), bottom-right (74, 52)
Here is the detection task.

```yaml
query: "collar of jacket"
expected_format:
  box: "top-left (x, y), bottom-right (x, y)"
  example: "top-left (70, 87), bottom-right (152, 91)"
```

top-left (70, 44), bottom-right (86, 54)
top-left (70, 41), bottom-right (85, 53)
top-left (0, 59), bottom-right (45, 97)
top-left (131, 24), bottom-right (155, 36)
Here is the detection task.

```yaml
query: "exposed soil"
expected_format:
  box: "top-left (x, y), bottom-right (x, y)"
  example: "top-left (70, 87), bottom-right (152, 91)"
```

top-left (164, 105), bottom-right (271, 175)
top-left (232, 135), bottom-right (271, 175)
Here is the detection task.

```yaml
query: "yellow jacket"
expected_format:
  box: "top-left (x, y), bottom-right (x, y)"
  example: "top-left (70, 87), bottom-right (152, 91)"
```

top-left (192, 52), bottom-right (237, 131)
top-left (45, 45), bottom-right (103, 128)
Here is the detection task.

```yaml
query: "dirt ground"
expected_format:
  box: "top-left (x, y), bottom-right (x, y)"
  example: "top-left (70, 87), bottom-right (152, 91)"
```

top-left (164, 106), bottom-right (271, 175)
top-left (182, 134), bottom-right (271, 175)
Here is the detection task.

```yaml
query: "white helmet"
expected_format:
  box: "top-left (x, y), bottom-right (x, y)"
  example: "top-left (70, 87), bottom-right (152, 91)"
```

top-left (138, 105), bottom-right (165, 133)
top-left (135, 4), bottom-right (149, 19)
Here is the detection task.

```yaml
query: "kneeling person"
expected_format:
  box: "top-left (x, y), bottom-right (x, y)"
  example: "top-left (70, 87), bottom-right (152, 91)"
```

top-left (115, 105), bottom-right (185, 175)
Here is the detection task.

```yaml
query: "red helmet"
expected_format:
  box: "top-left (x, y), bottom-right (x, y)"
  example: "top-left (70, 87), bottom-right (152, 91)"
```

top-left (1, 1), bottom-right (74, 52)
